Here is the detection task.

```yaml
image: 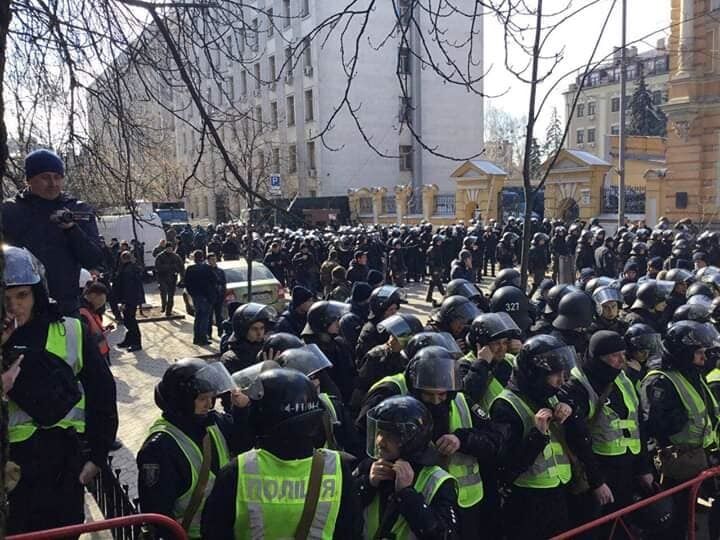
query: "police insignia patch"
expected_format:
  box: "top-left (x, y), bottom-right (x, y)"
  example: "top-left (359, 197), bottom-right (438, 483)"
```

top-left (142, 464), bottom-right (160, 487)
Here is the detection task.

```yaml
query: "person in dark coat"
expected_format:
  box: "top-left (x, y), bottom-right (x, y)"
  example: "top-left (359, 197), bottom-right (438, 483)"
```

top-left (113, 251), bottom-right (145, 351)
top-left (2, 149), bottom-right (104, 315)
top-left (154, 243), bottom-right (184, 316)
top-left (346, 250), bottom-right (370, 284)
top-left (274, 286), bottom-right (314, 337)
top-left (183, 250), bottom-right (218, 346)
top-left (207, 253), bottom-right (227, 338)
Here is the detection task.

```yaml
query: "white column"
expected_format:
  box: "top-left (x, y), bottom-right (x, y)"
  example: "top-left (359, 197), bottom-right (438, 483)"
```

top-left (676, 0), bottom-right (694, 78)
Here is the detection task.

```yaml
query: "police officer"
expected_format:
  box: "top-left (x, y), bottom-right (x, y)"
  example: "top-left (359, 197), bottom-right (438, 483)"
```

top-left (590, 285), bottom-right (629, 334)
top-left (623, 323), bottom-right (662, 389)
top-left (356, 285), bottom-right (406, 361)
top-left (3, 246), bottom-right (118, 534)
top-left (359, 347), bottom-right (505, 540)
top-left (551, 290), bottom-right (595, 361)
top-left (425, 234), bottom-right (446, 306)
top-left (427, 295), bottom-right (482, 354)
top-left (137, 359), bottom-right (250, 538)
top-left (201, 368), bottom-right (362, 539)
top-left (528, 232), bottom-right (550, 296)
top-left (274, 285), bottom-right (314, 337)
top-left (220, 303), bottom-right (278, 374)
top-left (641, 320), bottom-right (720, 539)
top-left (490, 285), bottom-right (533, 337)
top-left (357, 395), bottom-right (459, 539)
top-left (624, 280), bottom-right (674, 332)
top-left (450, 250), bottom-right (475, 282)
top-left (490, 335), bottom-right (574, 539)
top-left (462, 312), bottom-right (522, 411)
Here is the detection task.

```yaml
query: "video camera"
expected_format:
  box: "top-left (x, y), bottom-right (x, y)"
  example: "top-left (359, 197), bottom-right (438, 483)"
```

top-left (50, 209), bottom-right (94, 225)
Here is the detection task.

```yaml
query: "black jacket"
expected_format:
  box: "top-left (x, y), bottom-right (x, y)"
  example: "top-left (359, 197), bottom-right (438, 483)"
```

top-left (2, 190), bottom-right (103, 313)
top-left (184, 262), bottom-right (217, 301)
top-left (113, 263), bottom-right (145, 306)
top-left (274, 308), bottom-right (307, 337)
top-left (154, 250), bottom-right (184, 282)
top-left (347, 262), bottom-right (369, 284)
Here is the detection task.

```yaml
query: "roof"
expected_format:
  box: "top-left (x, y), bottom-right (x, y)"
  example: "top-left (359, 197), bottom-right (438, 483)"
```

top-left (564, 149), bottom-right (611, 166)
top-left (469, 160), bottom-right (507, 175)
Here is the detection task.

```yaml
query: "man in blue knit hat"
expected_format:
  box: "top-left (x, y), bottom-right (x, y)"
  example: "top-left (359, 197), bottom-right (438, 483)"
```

top-left (2, 149), bottom-right (103, 315)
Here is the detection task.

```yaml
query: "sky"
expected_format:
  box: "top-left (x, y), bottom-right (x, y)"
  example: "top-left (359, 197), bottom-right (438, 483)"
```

top-left (483, 0), bottom-right (672, 134)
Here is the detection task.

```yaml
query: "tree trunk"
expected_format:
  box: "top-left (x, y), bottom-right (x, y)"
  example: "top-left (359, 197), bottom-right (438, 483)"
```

top-left (0, 0), bottom-right (12, 535)
top-left (519, 0), bottom-right (543, 292)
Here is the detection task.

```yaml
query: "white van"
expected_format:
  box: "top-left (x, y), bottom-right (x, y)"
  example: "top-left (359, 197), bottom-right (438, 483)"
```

top-left (97, 210), bottom-right (165, 269)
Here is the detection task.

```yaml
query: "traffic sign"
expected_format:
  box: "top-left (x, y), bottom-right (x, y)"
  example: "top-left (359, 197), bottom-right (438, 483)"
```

top-left (270, 174), bottom-right (281, 192)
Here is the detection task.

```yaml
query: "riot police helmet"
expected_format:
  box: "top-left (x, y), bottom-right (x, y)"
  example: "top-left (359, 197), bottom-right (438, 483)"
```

top-left (466, 312), bottom-right (521, 349)
top-left (366, 395), bottom-right (434, 463)
top-left (302, 300), bottom-right (349, 335)
top-left (490, 286), bottom-right (532, 332)
top-left (369, 285), bottom-right (407, 319)
top-left (632, 280), bottom-right (675, 311)
top-left (261, 332), bottom-right (304, 357)
top-left (515, 335), bottom-right (576, 400)
top-left (435, 295), bottom-right (482, 329)
top-left (277, 345), bottom-right (333, 379)
top-left (401, 332), bottom-right (462, 361)
top-left (445, 279), bottom-right (483, 302)
top-left (231, 303), bottom-right (278, 342)
top-left (625, 323), bottom-right (662, 359)
top-left (405, 346), bottom-right (462, 394)
top-left (553, 290), bottom-right (594, 331)
top-left (492, 268), bottom-right (522, 293)
top-left (377, 313), bottom-right (424, 346)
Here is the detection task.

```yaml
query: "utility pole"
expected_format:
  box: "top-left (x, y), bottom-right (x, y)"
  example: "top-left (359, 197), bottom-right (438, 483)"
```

top-left (618, 0), bottom-right (627, 227)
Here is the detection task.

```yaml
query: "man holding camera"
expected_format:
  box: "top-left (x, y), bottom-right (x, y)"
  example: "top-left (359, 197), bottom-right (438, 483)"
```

top-left (2, 149), bottom-right (103, 315)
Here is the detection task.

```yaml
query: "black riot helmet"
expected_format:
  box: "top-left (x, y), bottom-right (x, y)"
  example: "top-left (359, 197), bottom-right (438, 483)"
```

top-left (625, 323), bottom-right (662, 360)
top-left (490, 285), bottom-right (531, 332)
top-left (665, 268), bottom-right (695, 286)
top-left (491, 268), bottom-right (522, 294)
top-left (584, 276), bottom-right (615, 296)
top-left (686, 282), bottom-right (714, 300)
top-left (466, 312), bottom-right (521, 349)
top-left (231, 303), bottom-right (278, 341)
top-left (445, 279), bottom-right (483, 303)
top-left (592, 286), bottom-right (623, 318)
top-left (463, 236), bottom-right (478, 249)
top-left (261, 332), bottom-right (304, 357)
top-left (515, 335), bottom-right (576, 401)
top-left (620, 282), bottom-right (639, 310)
top-left (405, 346), bottom-right (462, 395)
top-left (155, 358), bottom-right (236, 418)
top-left (544, 284), bottom-right (578, 315)
top-left (553, 291), bottom-right (594, 331)
top-left (671, 304), bottom-right (711, 324)
top-left (251, 368), bottom-right (324, 440)
top-left (302, 300), bottom-right (349, 335)
top-left (632, 280), bottom-right (674, 311)
top-left (366, 395), bottom-right (434, 463)
top-left (533, 278), bottom-right (555, 301)
top-left (435, 295), bottom-right (482, 330)
top-left (369, 285), bottom-right (407, 319)
top-left (277, 345), bottom-right (333, 379)
top-left (377, 313), bottom-right (424, 346)
top-left (662, 320), bottom-right (720, 368)
top-left (402, 332), bottom-right (463, 361)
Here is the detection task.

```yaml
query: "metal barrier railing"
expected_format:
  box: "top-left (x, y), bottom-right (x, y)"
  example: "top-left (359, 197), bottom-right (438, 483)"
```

top-left (6, 513), bottom-right (187, 540)
top-left (85, 455), bottom-right (143, 539)
top-left (553, 466), bottom-right (720, 540)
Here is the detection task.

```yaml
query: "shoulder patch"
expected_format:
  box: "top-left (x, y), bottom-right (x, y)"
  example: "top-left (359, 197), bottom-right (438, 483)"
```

top-left (142, 463), bottom-right (160, 487)
top-left (472, 404), bottom-right (490, 420)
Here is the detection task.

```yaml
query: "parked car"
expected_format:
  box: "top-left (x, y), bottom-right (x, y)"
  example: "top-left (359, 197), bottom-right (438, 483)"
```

top-left (182, 259), bottom-right (288, 316)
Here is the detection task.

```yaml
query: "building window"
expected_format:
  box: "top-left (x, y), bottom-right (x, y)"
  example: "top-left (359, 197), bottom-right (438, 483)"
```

top-left (304, 89), bottom-right (314, 121)
top-left (434, 194), bottom-right (456, 216)
top-left (285, 47), bottom-right (293, 77)
top-left (286, 95), bottom-right (295, 126)
top-left (587, 128), bottom-right (596, 143)
top-left (577, 103), bottom-right (584, 117)
top-left (270, 101), bottom-right (278, 128)
top-left (241, 71), bottom-right (248, 96)
top-left (611, 125), bottom-right (620, 135)
top-left (272, 147), bottom-right (280, 172)
top-left (288, 145), bottom-right (297, 173)
top-left (399, 145), bottom-right (412, 171)
top-left (399, 96), bottom-right (412, 124)
top-left (269, 56), bottom-right (276, 81)
top-left (303, 38), bottom-right (312, 69)
top-left (611, 97), bottom-right (620, 112)
top-left (382, 195), bottom-right (397, 214)
top-left (257, 150), bottom-right (265, 175)
top-left (227, 77), bottom-right (235, 102)
top-left (359, 197), bottom-right (373, 215)
top-left (267, 8), bottom-right (274, 37)
top-left (398, 47), bottom-right (411, 74)
top-left (300, 0), bottom-right (310, 17)
top-left (250, 18), bottom-right (259, 51)
top-left (254, 63), bottom-right (261, 89)
top-left (587, 101), bottom-right (596, 116)
top-left (576, 129), bottom-right (584, 144)
top-left (255, 105), bottom-right (263, 126)
top-left (307, 141), bottom-right (316, 169)
top-left (282, 0), bottom-right (291, 28)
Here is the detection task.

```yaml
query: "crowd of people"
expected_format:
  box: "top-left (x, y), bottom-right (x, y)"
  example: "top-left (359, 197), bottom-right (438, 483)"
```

top-left (3, 148), bottom-right (720, 540)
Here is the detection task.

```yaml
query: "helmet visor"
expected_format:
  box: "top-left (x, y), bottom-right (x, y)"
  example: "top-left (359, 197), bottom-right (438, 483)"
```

top-left (366, 412), bottom-right (424, 460)
top-left (195, 362), bottom-right (238, 396)
top-left (409, 355), bottom-right (462, 392)
top-left (629, 333), bottom-right (662, 357)
top-left (243, 303), bottom-right (279, 323)
top-left (485, 312), bottom-right (522, 341)
top-left (688, 295), bottom-right (713, 308)
top-left (299, 344), bottom-right (334, 376)
top-left (655, 280), bottom-right (676, 300)
top-left (534, 345), bottom-right (577, 374)
top-left (231, 360), bottom-right (280, 400)
top-left (4, 247), bottom-right (43, 287)
top-left (325, 301), bottom-right (351, 321)
top-left (593, 287), bottom-right (623, 305)
top-left (450, 281), bottom-right (483, 300)
top-left (378, 315), bottom-right (419, 339)
top-left (403, 331), bottom-right (463, 360)
top-left (681, 323), bottom-right (720, 349)
top-left (450, 301), bottom-right (483, 324)
top-left (375, 285), bottom-right (408, 304)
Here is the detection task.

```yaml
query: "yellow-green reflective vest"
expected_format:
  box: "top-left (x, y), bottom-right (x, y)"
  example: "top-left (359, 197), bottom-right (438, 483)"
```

top-left (8, 318), bottom-right (85, 444)
top-left (707, 368), bottom-right (720, 386)
top-left (496, 389), bottom-right (572, 489)
top-left (364, 465), bottom-right (456, 540)
top-left (571, 367), bottom-right (641, 456)
top-left (148, 418), bottom-right (230, 539)
top-left (319, 392), bottom-right (339, 450)
top-left (643, 369), bottom-right (719, 449)
top-left (369, 373), bottom-right (484, 508)
top-left (234, 448), bottom-right (342, 540)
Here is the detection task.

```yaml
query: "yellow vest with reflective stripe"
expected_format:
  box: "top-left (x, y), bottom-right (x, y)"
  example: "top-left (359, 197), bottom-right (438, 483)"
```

top-left (319, 392), bottom-right (339, 450)
top-left (571, 367), bottom-right (641, 456)
top-left (8, 318), bottom-right (85, 444)
top-left (368, 373), bottom-right (484, 507)
top-left (643, 369), bottom-right (719, 449)
top-left (496, 389), bottom-right (572, 489)
top-left (707, 368), bottom-right (720, 386)
top-left (364, 465), bottom-right (456, 540)
top-left (233, 448), bottom-right (342, 540)
top-left (461, 352), bottom-right (515, 411)
top-left (148, 418), bottom-right (230, 539)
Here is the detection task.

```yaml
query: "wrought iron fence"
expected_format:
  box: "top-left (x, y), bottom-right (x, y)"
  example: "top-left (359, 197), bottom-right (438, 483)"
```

top-left (434, 194), bottom-right (456, 216)
top-left (602, 185), bottom-right (646, 214)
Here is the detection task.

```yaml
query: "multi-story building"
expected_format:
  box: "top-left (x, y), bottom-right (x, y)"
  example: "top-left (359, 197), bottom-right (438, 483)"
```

top-left (562, 41), bottom-right (670, 160)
